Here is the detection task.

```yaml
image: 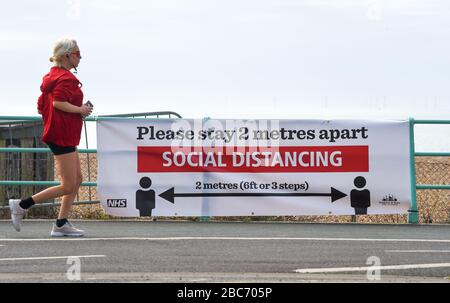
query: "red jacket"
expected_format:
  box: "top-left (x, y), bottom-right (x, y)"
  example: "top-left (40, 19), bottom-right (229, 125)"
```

top-left (37, 67), bottom-right (84, 147)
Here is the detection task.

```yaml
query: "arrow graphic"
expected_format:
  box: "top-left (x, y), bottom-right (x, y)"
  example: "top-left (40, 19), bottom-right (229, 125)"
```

top-left (159, 187), bottom-right (347, 204)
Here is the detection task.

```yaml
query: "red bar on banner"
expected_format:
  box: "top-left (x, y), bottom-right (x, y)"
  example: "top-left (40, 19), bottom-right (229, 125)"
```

top-left (137, 146), bottom-right (369, 173)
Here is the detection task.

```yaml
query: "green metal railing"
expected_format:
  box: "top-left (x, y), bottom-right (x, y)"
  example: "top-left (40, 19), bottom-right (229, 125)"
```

top-left (1, 116), bottom-right (449, 224)
top-left (408, 119), bottom-right (450, 223)
top-left (0, 112), bottom-right (181, 209)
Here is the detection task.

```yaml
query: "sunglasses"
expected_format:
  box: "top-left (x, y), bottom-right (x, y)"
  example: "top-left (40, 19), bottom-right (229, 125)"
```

top-left (70, 51), bottom-right (82, 58)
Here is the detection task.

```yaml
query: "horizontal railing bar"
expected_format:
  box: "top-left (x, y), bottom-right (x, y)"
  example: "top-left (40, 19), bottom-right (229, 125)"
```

top-left (416, 185), bottom-right (450, 190)
top-left (0, 112), bottom-right (182, 123)
top-left (94, 116), bottom-right (177, 121)
top-left (99, 111), bottom-right (182, 118)
top-left (413, 120), bottom-right (450, 125)
top-left (0, 200), bottom-right (100, 210)
top-left (0, 181), bottom-right (97, 186)
top-left (0, 116), bottom-right (42, 121)
top-left (415, 152), bottom-right (450, 157)
top-left (0, 148), bottom-right (96, 153)
top-left (0, 116), bottom-right (97, 122)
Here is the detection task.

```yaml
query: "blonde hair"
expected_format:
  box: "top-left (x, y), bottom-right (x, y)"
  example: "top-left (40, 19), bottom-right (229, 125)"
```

top-left (49, 38), bottom-right (78, 67)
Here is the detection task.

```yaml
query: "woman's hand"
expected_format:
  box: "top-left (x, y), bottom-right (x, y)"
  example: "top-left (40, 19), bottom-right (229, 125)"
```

top-left (80, 104), bottom-right (93, 117)
top-left (53, 101), bottom-right (93, 117)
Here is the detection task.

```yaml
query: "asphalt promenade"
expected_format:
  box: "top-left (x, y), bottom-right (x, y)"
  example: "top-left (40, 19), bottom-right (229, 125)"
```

top-left (0, 220), bottom-right (449, 282)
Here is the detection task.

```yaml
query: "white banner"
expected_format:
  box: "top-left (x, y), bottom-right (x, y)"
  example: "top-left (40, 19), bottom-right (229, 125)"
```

top-left (97, 119), bottom-right (411, 217)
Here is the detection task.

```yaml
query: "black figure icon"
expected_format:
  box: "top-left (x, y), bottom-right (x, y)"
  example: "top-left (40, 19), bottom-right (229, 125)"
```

top-left (350, 176), bottom-right (370, 215)
top-left (136, 177), bottom-right (155, 216)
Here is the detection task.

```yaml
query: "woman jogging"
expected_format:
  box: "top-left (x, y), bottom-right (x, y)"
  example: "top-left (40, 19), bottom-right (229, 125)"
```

top-left (9, 38), bottom-right (92, 237)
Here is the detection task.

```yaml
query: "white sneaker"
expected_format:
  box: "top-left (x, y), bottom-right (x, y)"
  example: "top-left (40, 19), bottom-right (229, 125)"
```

top-left (9, 199), bottom-right (26, 232)
top-left (50, 222), bottom-right (85, 237)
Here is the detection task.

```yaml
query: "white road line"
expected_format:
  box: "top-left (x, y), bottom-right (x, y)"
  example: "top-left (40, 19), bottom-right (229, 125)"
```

top-left (0, 255), bottom-right (105, 262)
top-left (0, 237), bottom-right (449, 243)
top-left (385, 250), bottom-right (450, 253)
top-left (294, 263), bottom-right (450, 274)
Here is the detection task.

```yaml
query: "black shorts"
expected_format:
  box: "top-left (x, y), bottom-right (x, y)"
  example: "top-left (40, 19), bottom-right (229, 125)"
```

top-left (45, 142), bottom-right (77, 156)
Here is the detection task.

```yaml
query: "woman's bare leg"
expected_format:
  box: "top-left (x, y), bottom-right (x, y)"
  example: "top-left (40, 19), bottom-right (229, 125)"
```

top-left (58, 153), bottom-right (83, 219)
top-left (31, 151), bottom-right (79, 204)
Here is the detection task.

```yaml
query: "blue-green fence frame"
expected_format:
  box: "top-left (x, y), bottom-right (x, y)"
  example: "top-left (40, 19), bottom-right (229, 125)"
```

top-left (0, 113), bottom-right (181, 209)
top-left (0, 116), bottom-right (449, 224)
top-left (407, 119), bottom-right (450, 223)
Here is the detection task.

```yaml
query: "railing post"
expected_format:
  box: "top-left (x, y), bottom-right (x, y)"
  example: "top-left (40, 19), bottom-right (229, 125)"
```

top-left (408, 118), bottom-right (419, 224)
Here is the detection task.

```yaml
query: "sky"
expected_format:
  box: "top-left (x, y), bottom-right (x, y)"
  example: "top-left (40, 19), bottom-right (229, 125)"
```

top-left (1, 0), bottom-right (450, 150)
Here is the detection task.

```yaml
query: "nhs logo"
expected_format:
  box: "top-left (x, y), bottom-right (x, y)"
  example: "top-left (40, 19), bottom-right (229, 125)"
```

top-left (107, 199), bottom-right (127, 208)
